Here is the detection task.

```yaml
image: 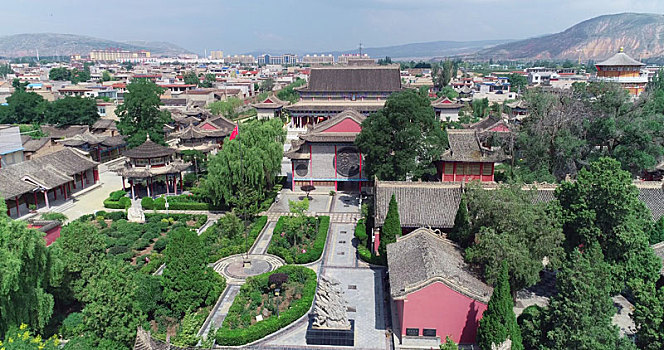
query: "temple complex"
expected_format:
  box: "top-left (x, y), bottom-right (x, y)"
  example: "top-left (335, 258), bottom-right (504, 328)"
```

top-left (594, 48), bottom-right (648, 96)
top-left (252, 94), bottom-right (289, 120)
top-left (285, 66), bottom-right (401, 128)
top-left (431, 97), bottom-right (464, 121)
top-left (0, 148), bottom-right (99, 218)
top-left (117, 137), bottom-right (190, 199)
top-left (285, 110), bottom-right (368, 192)
top-left (168, 115), bottom-right (235, 154)
top-left (436, 129), bottom-right (508, 182)
top-left (58, 130), bottom-right (127, 162)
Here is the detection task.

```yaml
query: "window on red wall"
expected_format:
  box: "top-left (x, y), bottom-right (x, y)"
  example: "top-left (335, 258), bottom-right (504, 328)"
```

top-left (422, 329), bottom-right (436, 337)
top-left (482, 163), bottom-right (493, 175)
top-left (405, 328), bottom-right (419, 336)
top-left (444, 163), bottom-right (454, 175)
top-left (470, 163), bottom-right (481, 175)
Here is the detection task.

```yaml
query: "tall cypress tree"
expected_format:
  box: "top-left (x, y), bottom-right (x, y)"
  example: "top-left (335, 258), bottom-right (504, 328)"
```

top-left (477, 261), bottom-right (523, 350)
top-left (380, 194), bottom-right (401, 258)
top-left (449, 196), bottom-right (470, 247)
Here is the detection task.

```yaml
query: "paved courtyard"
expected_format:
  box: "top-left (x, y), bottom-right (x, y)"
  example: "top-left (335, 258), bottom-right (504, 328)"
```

top-left (58, 166), bottom-right (123, 222)
top-left (269, 193), bottom-right (332, 213)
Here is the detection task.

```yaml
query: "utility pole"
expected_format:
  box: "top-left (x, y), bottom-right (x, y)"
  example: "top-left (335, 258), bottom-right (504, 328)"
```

top-left (359, 43), bottom-right (363, 56)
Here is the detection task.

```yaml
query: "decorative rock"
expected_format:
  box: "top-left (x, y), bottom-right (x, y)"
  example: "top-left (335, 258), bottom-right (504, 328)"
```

top-left (312, 275), bottom-right (351, 330)
top-left (127, 205), bottom-right (145, 223)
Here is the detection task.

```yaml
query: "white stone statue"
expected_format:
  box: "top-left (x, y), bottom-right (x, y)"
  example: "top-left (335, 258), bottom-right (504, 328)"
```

top-left (312, 275), bottom-right (351, 330)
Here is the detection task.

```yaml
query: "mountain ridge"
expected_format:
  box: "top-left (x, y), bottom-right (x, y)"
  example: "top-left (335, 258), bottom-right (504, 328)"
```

top-left (479, 13), bottom-right (664, 62)
top-left (0, 33), bottom-right (193, 58)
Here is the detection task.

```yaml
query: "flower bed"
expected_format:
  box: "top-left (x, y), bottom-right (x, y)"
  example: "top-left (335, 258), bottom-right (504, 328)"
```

top-left (200, 215), bottom-right (267, 263)
top-left (215, 265), bottom-right (316, 345)
top-left (268, 216), bottom-right (329, 264)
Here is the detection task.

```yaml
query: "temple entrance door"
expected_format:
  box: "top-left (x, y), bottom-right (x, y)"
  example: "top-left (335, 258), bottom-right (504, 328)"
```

top-left (337, 181), bottom-right (359, 193)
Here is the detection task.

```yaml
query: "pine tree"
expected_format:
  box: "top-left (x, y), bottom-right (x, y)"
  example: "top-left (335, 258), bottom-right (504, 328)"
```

top-left (477, 262), bottom-right (523, 350)
top-left (380, 194), bottom-right (401, 258)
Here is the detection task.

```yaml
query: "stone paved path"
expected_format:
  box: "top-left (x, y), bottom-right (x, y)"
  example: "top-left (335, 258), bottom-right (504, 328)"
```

top-left (199, 284), bottom-right (241, 339)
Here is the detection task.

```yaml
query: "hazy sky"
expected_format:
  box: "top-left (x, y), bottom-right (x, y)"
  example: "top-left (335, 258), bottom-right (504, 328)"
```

top-left (3, 0), bottom-right (664, 54)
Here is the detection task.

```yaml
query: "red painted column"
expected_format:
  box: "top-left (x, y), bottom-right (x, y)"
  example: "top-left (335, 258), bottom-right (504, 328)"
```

top-left (122, 177), bottom-right (126, 191)
top-left (63, 185), bottom-right (67, 200)
top-left (33, 192), bottom-right (38, 208)
top-left (53, 187), bottom-right (57, 200)
top-left (93, 168), bottom-right (99, 183)
top-left (291, 162), bottom-right (295, 190)
top-left (359, 150), bottom-right (363, 193)
top-left (334, 145), bottom-right (338, 191)
top-left (67, 182), bottom-right (71, 195)
top-left (80, 172), bottom-right (84, 188)
top-left (453, 162), bottom-right (457, 182)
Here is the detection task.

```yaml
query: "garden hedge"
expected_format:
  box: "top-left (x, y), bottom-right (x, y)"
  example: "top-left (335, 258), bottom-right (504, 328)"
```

top-left (215, 265), bottom-right (316, 345)
top-left (141, 194), bottom-right (214, 211)
top-left (202, 216), bottom-right (268, 263)
top-left (354, 219), bottom-right (385, 265)
top-left (269, 216), bottom-right (329, 264)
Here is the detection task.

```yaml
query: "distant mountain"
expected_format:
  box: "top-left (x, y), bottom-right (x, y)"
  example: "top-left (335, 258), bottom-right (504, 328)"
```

top-left (479, 13), bottom-right (664, 62)
top-left (0, 33), bottom-right (193, 58)
top-left (245, 40), bottom-right (511, 61)
top-left (329, 40), bottom-right (512, 60)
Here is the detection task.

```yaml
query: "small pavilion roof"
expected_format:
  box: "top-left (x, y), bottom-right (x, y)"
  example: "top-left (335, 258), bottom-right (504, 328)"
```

top-left (252, 94), bottom-right (289, 109)
top-left (169, 123), bottom-right (231, 140)
top-left (431, 97), bottom-right (463, 109)
top-left (122, 138), bottom-right (176, 159)
top-left (441, 129), bottom-right (509, 162)
top-left (387, 227), bottom-right (492, 302)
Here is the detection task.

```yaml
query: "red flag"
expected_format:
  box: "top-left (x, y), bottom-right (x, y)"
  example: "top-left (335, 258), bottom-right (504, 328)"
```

top-left (229, 124), bottom-right (238, 140)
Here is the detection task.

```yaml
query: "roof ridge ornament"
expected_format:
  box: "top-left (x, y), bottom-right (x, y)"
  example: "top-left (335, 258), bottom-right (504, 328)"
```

top-left (619, 47), bottom-right (624, 53)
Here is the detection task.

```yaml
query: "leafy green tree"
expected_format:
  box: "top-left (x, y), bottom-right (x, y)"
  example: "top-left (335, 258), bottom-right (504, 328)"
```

top-left (471, 98), bottom-right (489, 119)
top-left (49, 221), bottom-right (106, 302)
top-left (355, 89), bottom-right (447, 180)
top-left (259, 78), bottom-right (274, 92)
top-left (1, 89), bottom-right (47, 124)
top-left (477, 262), bottom-right (523, 350)
top-left (45, 96), bottom-right (99, 126)
top-left (522, 246), bottom-right (634, 350)
top-left (207, 97), bottom-right (243, 118)
top-left (198, 73), bottom-right (216, 88)
top-left (0, 200), bottom-right (61, 336)
top-left (648, 216), bottom-right (664, 245)
top-left (116, 78), bottom-right (172, 147)
top-left (80, 260), bottom-right (146, 347)
top-left (70, 66), bottom-right (90, 84)
top-left (517, 305), bottom-right (543, 350)
top-left (0, 64), bottom-right (13, 78)
top-left (204, 119), bottom-right (285, 207)
top-left (556, 157), bottom-right (661, 292)
top-left (101, 70), bottom-right (112, 82)
top-left (440, 86), bottom-right (459, 100)
top-left (632, 282), bottom-right (664, 350)
top-left (508, 73), bottom-right (528, 93)
top-left (464, 184), bottom-right (564, 293)
top-left (380, 194), bottom-right (400, 258)
top-left (162, 228), bottom-right (224, 317)
top-left (49, 67), bottom-right (70, 81)
top-left (276, 78), bottom-right (305, 104)
top-left (439, 336), bottom-right (459, 350)
top-left (183, 70), bottom-right (199, 85)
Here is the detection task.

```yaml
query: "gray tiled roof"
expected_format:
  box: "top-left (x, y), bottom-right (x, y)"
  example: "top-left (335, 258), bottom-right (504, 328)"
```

top-left (301, 66), bottom-right (401, 93)
top-left (122, 139), bottom-right (176, 159)
top-left (441, 129), bottom-right (509, 163)
top-left (0, 148), bottom-right (98, 199)
top-left (375, 181), bottom-right (664, 229)
top-left (375, 181), bottom-right (463, 228)
top-left (387, 227), bottom-right (492, 302)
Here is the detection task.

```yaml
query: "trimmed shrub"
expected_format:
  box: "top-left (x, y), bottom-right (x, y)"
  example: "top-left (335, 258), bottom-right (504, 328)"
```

top-left (41, 212), bottom-right (68, 222)
top-left (103, 191), bottom-right (131, 209)
top-left (215, 265), bottom-right (316, 345)
top-left (132, 238), bottom-right (151, 250)
top-left (108, 245), bottom-right (129, 255)
top-left (109, 190), bottom-right (128, 201)
top-left (354, 219), bottom-right (368, 245)
top-left (141, 196), bottom-right (154, 210)
top-left (60, 312), bottom-right (85, 338)
top-left (358, 245), bottom-right (384, 265)
top-left (153, 236), bottom-right (169, 252)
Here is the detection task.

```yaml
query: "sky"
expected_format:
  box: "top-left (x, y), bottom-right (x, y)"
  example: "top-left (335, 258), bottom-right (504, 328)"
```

top-left (2, 0), bottom-right (664, 55)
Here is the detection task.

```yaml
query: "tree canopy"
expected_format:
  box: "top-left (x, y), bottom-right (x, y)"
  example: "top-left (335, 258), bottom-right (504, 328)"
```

top-left (204, 119), bottom-right (285, 207)
top-left (519, 246), bottom-right (635, 350)
top-left (379, 194), bottom-right (401, 259)
top-left (208, 97), bottom-right (243, 118)
top-left (556, 157), bottom-right (661, 292)
top-left (45, 96), bottom-right (99, 126)
top-left (0, 201), bottom-right (61, 336)
top-left (463, 184), bottom-right (564, 293)
top-left (116, 79), bottom-right (172, 147)
top-left (355, 89), bottom-right (447, 181)
top-left (0, 88), bottom-right (47, 124)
